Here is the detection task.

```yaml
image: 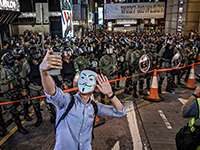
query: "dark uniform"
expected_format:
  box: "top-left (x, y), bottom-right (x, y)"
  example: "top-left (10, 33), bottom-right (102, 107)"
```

top-left (13, 48), bottom-right (32, 121)
top-left (158, 43), bottom-right (175, 93)
top-left (61, 49), bottom-right (76, 89)
top-left (28, 49), bottom-right (43, 127)
top-left (0, 52), bottom-right (29, 134)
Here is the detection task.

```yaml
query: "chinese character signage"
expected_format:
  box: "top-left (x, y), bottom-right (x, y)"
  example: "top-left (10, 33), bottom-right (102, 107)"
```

top-left (104, 2), bottom-right (165, 20)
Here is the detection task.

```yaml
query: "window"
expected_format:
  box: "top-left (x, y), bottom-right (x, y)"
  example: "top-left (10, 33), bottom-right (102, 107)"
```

top-left (49, 0), bottom-right (60, 11)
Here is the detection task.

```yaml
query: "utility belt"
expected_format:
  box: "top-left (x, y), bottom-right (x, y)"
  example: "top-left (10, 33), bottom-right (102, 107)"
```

top-left (3, 89), bottom-right (19, 101)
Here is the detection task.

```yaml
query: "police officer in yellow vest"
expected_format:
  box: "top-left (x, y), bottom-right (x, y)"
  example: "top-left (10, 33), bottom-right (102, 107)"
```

top-left (182, 86), bottom-right (200, 150)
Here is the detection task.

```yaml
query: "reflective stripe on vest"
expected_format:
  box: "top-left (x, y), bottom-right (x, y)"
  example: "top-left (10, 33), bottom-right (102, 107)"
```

top-left (189, 98), bottom-right (200, 132)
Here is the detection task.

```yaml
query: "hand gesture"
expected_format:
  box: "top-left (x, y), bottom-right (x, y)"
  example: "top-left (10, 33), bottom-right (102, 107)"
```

top-left (39, 49), bottom-right (62, 72)
top-left (96, 74), bottom-right (113, 97)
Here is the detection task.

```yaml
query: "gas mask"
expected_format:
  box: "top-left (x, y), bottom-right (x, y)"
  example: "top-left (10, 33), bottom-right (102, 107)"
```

top-left (118, 56), bottom-right (124, 62)
top-left (106, 46), bottom-right (114, 54)
top-left (77, 70), bottom-right (97, 94)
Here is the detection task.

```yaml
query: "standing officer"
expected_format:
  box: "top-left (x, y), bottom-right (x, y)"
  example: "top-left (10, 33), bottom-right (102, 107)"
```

top-left (13, 47), bottom-right (32, 121)
top-left (28, 48), bottom-right (43, 127)
top-left (158, 40), bottom-right (175, 93)
top-left (0, 52), bottom-right (29, 134)
top-left (61, 48), bottom-right (76, 89)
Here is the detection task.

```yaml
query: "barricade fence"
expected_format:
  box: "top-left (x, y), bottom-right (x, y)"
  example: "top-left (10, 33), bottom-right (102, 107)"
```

top-left (0, 62), bottom-right (200, 106)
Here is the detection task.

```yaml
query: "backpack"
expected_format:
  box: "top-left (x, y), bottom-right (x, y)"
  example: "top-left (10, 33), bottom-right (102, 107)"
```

top-left (55, 94), bottom-right (98, 138)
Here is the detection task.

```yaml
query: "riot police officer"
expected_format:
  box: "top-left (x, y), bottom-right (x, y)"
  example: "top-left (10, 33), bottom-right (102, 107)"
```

top-left (13, 47), bottom-right (32, 121)
top-left (125, 45), bottom-right (140, 98)
top-left (28, 47), bottom-right (43, 127)
top-left (61, 48), bottom-right (76, 89)
top-left (158, 40), bottom-right (175, 93)
top-left (0, 52), bottom-right (29, 134)
top-left (74, 49), bottom-right (90, 73)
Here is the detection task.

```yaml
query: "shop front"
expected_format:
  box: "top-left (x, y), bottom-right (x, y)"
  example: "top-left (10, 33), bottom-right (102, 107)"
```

top-left (0, 0), bottom-right (20, 45)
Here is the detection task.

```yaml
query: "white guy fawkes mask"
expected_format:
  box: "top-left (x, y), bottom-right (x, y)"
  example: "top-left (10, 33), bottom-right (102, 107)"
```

top-left (78, 70), bottom-right (97, 94)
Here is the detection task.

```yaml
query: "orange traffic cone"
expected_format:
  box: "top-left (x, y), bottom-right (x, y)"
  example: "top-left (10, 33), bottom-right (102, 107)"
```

top-left (144, 69), bottom-right (161, 102)
top-left (196, 55), bottom-right (200, 61)
top-left (186, 63), bottom-right (196, 90)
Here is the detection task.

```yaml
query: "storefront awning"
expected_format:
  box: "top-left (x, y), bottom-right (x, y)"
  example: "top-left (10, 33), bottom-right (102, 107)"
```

top-left (0, 11), bottom-right (20, 24)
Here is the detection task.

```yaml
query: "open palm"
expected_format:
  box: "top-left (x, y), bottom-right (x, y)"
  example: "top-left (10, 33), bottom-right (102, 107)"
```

top-left (96, 74), bottom-right (113, 96)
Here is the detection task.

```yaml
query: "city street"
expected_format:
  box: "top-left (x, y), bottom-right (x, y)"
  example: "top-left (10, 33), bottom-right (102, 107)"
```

top-left (1, 82), bottom-right (196, 150)
top-left (1, 0), bottom-right (200, 150)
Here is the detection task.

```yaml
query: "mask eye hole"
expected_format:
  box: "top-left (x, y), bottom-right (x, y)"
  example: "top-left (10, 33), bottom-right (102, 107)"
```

top-left (89, 78), bottom-right (93, 81)
top-left (81, 76), bottom-right (84, 79)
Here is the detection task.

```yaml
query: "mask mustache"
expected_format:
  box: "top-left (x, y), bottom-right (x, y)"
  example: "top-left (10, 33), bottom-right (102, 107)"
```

top-left (79, 82), bottom-right (93, 87)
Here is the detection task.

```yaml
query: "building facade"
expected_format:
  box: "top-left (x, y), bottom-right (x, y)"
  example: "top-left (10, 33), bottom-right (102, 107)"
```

top-left (165, 0), bottom-right (200, 34)
top-left (0, 0), bottom-right (20, 46)
top-left (11, 0), bottom-right (90, 37)
top-left (98, 0), bottom-right (166, 32)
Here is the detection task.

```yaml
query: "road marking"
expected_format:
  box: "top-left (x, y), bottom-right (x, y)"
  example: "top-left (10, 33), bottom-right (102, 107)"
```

top-left (0, 126), bottom-right (17, 146)
top-left (178, 98), bottom-right (188, 105)
top-left (144, 143), bottom-right (148, 150)
top-left (158, 110), bottom-right (172, 130)
top-left (0, 101), bottom-right (46, 146)
top-left (127, 103), bottom-right (143, 150)
top-left (111, 141), bottom-right (120, 150)
top-left (0, 110), bottom-right (34, 146)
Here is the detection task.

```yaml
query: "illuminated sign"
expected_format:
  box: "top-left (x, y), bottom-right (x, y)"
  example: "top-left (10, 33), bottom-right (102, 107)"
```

top-left (98, 7), bottom-right (103, 25)
top-left (60, 0), bottom-right (74, 38)
top-left (104, 2), bottom-right (165, 20)
top-left (0, 0), bottom-right (20, 11)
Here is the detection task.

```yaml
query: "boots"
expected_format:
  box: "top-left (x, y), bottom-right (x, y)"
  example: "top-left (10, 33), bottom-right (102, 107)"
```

top-left (0, 109), bottom-right (7, 137)
top-left (139, 90), bottom-right (144, 96)
top-left (0, 126), bottom-right (7, 137)
top-left (23, 102), bottom-right (32, 121)
top-left (133, 90), bottom-right (138, 98)
top-left (132, 83), bottom-right (138, 98)
top-left (33, 103), bottom-right (43, 127)
top-left (15, 116), bottom-right (29, 134)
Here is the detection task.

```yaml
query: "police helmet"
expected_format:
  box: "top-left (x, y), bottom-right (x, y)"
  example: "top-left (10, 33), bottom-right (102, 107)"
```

top-left (29, 48), bottom-right (42, 60)
top-left (1, 52), bottom-right (15, 66)
top-left (13, 48), bottom-right (25, 60)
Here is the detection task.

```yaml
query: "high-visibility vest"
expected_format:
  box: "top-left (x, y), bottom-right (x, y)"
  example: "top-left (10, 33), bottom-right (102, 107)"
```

top-left (188, 98), bottom-right (200, 150)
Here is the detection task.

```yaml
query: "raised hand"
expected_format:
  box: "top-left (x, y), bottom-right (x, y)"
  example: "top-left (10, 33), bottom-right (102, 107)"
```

top-left (39, 49), bottom-right (62, 72)
top-left (96, 74), bottom-right (113, 97)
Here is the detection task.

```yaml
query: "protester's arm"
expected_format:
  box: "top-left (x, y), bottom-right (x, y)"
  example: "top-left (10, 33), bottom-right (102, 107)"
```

top-left (182, 87), bottom-right (200, 118)
top-left (40, 49), bottom-right (70, 109)
top-left (96, 75), bottom-right (126, 117)
top-left (40, 49), bottom-right (62, 95)
top-left (96, 102), bottom-right (126, 117)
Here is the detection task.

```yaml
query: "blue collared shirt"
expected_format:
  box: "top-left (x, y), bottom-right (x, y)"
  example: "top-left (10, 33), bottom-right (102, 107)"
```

top-left (45, 87), bottom-right (126, 150)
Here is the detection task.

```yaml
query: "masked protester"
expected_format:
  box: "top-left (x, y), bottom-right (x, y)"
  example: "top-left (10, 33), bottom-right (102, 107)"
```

top-left (39, 49), bottom-right (126, 150)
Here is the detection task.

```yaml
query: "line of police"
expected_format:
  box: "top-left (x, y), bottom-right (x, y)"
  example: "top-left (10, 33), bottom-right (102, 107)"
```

top-left (0, 30), bottom-right (199, 137)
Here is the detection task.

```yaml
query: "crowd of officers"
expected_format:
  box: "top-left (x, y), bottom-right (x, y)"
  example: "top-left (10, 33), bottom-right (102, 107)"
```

top-left (0, 30), bottom-right (199, 136)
